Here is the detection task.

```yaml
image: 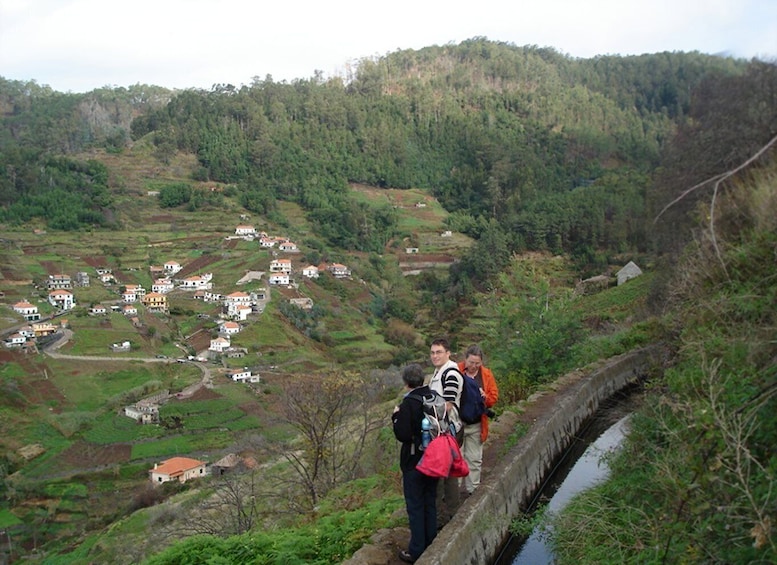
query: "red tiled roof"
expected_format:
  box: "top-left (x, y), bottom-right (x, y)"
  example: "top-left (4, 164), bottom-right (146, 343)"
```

top-left (152, 456), bottom-right (205, 477)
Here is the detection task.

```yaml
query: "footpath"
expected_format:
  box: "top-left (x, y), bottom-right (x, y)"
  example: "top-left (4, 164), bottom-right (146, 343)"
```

top-left (345, 371), bottom-right (583, 565)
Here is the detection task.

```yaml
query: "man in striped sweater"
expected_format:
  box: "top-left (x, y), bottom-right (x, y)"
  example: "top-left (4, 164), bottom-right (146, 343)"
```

top-left (427, 337), bottom-right (464, 526)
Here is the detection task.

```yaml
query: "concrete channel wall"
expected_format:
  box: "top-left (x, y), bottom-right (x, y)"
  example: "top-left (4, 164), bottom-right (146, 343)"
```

top-left (416, 345), bottom-right (664, 565)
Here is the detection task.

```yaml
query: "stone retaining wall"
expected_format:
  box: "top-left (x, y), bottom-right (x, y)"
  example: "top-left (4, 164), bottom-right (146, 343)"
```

top-left (416, 345), bottom-right (663, 565)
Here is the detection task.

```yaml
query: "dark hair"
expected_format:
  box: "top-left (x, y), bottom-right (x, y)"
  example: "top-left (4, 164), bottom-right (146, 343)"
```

top-left (401, 363), bottom-right (425, 388)
top-left (430, 337), bottom-right (450, 351)
top-left (464, 344), bottom-right (484, 360)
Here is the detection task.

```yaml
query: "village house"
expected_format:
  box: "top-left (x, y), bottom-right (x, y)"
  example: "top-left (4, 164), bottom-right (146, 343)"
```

top-left (74, 271), bottom-right (90, 287)
top-left (152, 278), bottom-right (174, 294)
top-left (149, 265), bottom-right (165, 279)
top-left (13, 301), bottom-right (40, 321)
top-left (124, 403), bottom-right (159, 424)
top-left (268, 273), bottom-right (290, 286)
top-left (32, 322), bottom-right (58, 337)
top-left (122, 304), bottom-right (138, 316)
top-left (441, 230), bottom-right (453, 237)
top-left (149, 457), bottom-right (206, 485)
top-left (209, 336), bottom-right (230, 352)
top-left (111, 341), bottom-right (131, 352)
top-left (48, 289), bottom-right (75, 310)
top-left (616, 261), bottom-right (643, 286)
top-left (223, 347), bottom-right (248, 358)
top-left (89, 304), bottom-right (107, 316)
top-left (178, 272), bottom-right (213, 290)
top-left (122, 284), bottom-right (146, 303)
top-left (225, 368), bottom-right (257, 382)
top-left (47, 274), bottom-right (72, 290)
top-left (223, 291), bottom-right (251, 320)
top-left (235, 224), bottom-right (257, 237)
top-left (142, 292), bottom-right (168, 313)
top-left (301, 265), bottom-right (319, 279)
top-left (327, 263), bottom-right (351, 278)
top-left (258, 236), bottom-right (277, 248)
top-left (4, 333), bottom-right (27, 348)
top-left (98, 271), bottom-right (116, 284)
top-left (232, 304), bottom-right (253, 321)
top-left (278, 240), bottom-right (299, 253)
top-left (17, 326), bottom-right (35, 339)
top-left (405, 247), bottom-right (419, 254)
top-left (219, 321), bottom-right (241, 336)
top-left (270, 258), bottom-right (293, 273)
top-left (211, 453), bottom-right (253, 475)
top-left (164, 261), bottom-right (182, 275)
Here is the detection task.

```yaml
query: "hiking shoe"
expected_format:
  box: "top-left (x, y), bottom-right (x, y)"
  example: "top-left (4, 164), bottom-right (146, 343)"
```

top-left (398, 549), bottom-right (416, 563)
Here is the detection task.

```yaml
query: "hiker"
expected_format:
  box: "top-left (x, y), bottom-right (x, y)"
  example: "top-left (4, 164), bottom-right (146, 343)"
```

top-left (427, 337), bottom-right (464, 525)
top-left (457, 344), bottom-right (499, 495)
top-left (392, 363), bottom-right (439, 563)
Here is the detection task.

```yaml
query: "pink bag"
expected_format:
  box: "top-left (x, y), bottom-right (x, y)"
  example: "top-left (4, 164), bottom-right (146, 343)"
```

top-left (449, 434), bottom-right (470, 478)
top-left (417, 434), bottom-right (469, 478)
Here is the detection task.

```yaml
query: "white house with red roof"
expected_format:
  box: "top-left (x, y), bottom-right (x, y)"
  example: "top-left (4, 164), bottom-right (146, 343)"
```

top-left (219, 321), bottom-right (241, 335)
top-left (327, 263), bottom-right (351, 278)
top-left (268, 273), bottom-right (290, 286)
top-left (48, 289), bottom-right (75, 310)
top-left (89, 304), bottom-right (107, 316)
top-left (149, 457), bottom-right (206, 484)
top-left (152, 278), bottom-right (174, 294)
top-left (301, 265), bottom-right (319, 279)
top-left (270, 258), bottom-right (293, 273)
top-left (209, 336), bottom-right (230, 352)
top-left (13, 300), bottom-right (40, 321)
top-left (233, 304), bottom-right (252, 321)
top-left (122, 284), bottom-right (146, 303)
top-left (278, 240), bottom-right (299, 253)
top-left (122, 304), bottom-right (138, 316)
top-left (178, 275), bottom-right (212, 291)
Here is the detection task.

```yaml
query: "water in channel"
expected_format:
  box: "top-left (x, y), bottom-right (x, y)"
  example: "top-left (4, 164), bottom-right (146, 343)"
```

top-left (494, 398), bottom-right (635, 565)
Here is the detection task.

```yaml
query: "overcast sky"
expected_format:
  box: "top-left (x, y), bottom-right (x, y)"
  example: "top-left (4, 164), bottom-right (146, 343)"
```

top-left (1, 0), bottom-right (775, 93)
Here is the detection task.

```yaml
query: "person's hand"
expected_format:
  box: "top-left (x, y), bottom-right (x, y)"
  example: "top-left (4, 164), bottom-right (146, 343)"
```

top-left (393, 405), bottom-right (400, 414)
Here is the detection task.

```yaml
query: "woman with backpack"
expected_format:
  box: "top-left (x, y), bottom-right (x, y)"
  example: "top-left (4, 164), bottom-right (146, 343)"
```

top-left (392, 363), bottom-right (440, 563)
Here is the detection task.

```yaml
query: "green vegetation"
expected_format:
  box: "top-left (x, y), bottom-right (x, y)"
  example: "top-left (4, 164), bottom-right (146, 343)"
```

top-left (550, 166), bottom-right (777, 564)
top-left (0, 39), bottom-right (774, 565)
top-left (145, 477), bottom-right (404, 565)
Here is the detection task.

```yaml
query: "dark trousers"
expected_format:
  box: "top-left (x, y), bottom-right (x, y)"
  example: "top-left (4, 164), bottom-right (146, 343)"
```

top-left (403, 467), bottom-right (438, 559)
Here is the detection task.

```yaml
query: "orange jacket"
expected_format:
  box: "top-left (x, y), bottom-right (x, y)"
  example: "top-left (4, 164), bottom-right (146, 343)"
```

top-left (457, 361), bottom-right (499, 442)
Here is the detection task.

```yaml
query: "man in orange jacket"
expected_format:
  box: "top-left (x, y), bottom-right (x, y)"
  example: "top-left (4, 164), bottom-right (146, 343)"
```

top-left (457, 344), bottom-right (499, 495)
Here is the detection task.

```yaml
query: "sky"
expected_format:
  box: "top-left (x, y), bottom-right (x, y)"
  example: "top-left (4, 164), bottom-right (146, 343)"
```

top-left (1, 0), bottom-right (776, 93)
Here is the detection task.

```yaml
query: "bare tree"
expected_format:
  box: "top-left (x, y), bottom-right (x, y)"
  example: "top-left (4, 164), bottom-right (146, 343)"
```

top-left (279, 370), bottom-right (389, 510)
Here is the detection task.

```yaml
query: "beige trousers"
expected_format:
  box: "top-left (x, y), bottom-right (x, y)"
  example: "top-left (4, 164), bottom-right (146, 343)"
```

top-left (460, 422), bottom-right (483, 494)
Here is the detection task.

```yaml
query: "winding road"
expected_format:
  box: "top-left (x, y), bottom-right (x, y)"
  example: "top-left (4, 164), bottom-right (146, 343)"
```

top-left (41, 329), bottom-right (214, 395)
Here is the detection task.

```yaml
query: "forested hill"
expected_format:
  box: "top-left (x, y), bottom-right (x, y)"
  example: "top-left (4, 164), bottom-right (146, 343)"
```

top-left (1, 40), bottom-right (772, 284)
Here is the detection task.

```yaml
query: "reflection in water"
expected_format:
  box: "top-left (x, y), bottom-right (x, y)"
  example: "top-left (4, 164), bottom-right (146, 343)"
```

top-left (508, 415), bottom-right (631, 565)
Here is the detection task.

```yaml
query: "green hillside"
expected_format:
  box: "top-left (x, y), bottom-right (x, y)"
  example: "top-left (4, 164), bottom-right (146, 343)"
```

top-left (0, 39), bottom-right (775, 564)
